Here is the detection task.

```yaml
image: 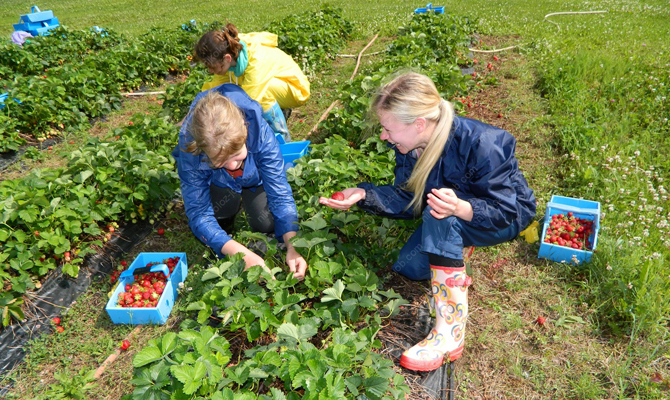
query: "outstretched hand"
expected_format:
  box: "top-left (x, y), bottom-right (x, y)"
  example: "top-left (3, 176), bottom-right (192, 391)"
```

top-left (319, 188), bottom-right (365, 210)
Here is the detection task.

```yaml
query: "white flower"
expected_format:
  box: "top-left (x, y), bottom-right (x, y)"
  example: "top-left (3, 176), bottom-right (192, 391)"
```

top-left (628, 282), bottom-right (633, 289)
top-left (606, 264), bottom-right (612, 271)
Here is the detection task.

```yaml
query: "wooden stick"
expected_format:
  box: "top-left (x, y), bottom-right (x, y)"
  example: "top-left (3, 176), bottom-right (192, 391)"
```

top-left (350, 34), bottom-right (379, 81)
top-left (93, 325), bottom-right (143, 379)
top-left (308, 100), bottom-right (340, 136)
top-left (121, 91), bottom-right (166, 96)
top-left (307, 34), bottom-right (380, 136)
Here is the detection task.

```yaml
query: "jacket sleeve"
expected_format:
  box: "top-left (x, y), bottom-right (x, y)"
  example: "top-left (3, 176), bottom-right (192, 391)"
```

top-left (356, 149), bottom-right (416, 219)
top-left (252, 109), bottom-right (300, 239)
top-left (177, 163), bottom-right (233, 258)
top-left (463, 134), bottom-right (520, 230)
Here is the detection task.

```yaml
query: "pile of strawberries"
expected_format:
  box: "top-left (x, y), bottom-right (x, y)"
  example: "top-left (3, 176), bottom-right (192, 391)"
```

top-left (114, 257), bottom-right (180, 308)
top-left (543, 212), bottom-right (594, 250)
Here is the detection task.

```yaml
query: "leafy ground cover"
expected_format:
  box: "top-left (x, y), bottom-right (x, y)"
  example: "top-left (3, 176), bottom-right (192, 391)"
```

top-left (1, 0), bottom-right (670, 399)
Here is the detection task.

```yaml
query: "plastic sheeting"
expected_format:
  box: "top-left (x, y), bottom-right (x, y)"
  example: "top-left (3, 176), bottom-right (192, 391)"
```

top-left (0, 220), bottom-right (154, 396)
top-left (382, 301), bottom-right (456, 400)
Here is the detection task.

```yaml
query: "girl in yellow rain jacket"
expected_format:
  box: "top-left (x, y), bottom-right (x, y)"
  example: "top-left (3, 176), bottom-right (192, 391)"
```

top-left (194, 23), bottom-right (311, 143)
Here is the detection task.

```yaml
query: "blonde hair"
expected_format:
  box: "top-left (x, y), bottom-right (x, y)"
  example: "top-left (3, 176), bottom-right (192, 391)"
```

top-left (372, 72), bottom-right (455, 214)
top-left (186, 91), bottom-right (247, 166)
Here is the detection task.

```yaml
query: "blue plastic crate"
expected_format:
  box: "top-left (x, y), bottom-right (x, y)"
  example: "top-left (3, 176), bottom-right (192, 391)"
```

top-left (20, 6), bottom-right (54, 23)
top-left (13, 6), bottom-right (59, 36)
top-left (414, 3), bottom-right (445, 14)
top-left (105, 252), bottom-right (188, 325)
top-left (0, 92), bottom-right (21, 110)
top-left (275, 132), bottom-right (287, 145)
top-left (538, 195), bottom-right (600, 265)
top-left (279, 140), bottom-right (311, 171)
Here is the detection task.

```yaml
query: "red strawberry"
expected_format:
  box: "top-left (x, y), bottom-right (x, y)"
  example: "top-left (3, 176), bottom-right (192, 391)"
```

top-left (536, 316), bottom-right (546, 326)
top-left (497, 113), bottom-right (503, 118)
top-left (157, 228), bottom-right (165, 236)
top-left (121, 260), bottom-right (128, 267)
top-left (51, 317), bottom-right (61, 325)
top-left (493, 56), bottom-right (499, 61)
top-left (56, 326), bottom-right (65, 333)
top-left (331, 192), bottom-right (345, 201)
top-left (120, 340), bottom-right (130, 351)
top-left (129, 121), bottom-right (134, 126)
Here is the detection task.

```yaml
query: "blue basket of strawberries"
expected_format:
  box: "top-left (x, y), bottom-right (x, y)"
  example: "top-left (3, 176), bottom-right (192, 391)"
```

top-left (105, 252), bottom-right (188, 325)
top-left (538, 195), bottom-right (600, 265)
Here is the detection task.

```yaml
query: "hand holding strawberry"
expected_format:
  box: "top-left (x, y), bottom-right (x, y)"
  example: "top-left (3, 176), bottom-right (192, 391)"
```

top-left (319, 188), bottom-right (366, 210)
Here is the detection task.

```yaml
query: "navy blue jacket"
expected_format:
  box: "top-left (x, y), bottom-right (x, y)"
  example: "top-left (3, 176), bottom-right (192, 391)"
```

top-left (172, 84), bottom-right (298, 257)
top-left (357, 116), bottom-right (536, 231)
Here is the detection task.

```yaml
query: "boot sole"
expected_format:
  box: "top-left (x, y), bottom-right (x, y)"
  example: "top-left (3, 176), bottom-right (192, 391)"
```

top-left (399, 345), bottom-right (464, 371)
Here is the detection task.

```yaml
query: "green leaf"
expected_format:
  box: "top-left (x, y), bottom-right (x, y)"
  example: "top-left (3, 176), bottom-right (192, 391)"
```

top-left (322, 280), bottom-right (345, 303)
top-left (301, 214), bottom-right (327, 231)
top-left (133, 346), bottom-right (163, 368)
top-left (277, 323), bottom-right (304, 344)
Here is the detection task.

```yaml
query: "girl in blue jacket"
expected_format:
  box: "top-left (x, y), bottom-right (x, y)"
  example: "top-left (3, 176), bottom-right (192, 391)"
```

top-left (173, 84), bottom-right (307, 279)
top-left (319, 72), bottom-right (536, 371)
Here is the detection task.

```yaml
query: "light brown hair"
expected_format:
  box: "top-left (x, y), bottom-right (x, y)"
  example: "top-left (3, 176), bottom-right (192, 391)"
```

top-left (194, 23), bottom-right (244, 67)
top-left (186, 91), bottom-right (247, 166)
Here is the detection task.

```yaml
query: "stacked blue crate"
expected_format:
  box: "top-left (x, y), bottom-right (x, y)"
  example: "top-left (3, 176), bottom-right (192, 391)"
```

top-left (13, 6), bottom-right (60, 37)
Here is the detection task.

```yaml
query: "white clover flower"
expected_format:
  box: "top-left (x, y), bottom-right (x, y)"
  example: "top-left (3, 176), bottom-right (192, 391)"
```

top-left (178, 282), bottom-right (185, 289)
top-left (606, 264), bottom-right (612, 271)
top-left (628, 282), bottom-right (633, 289)
top-left (588, 182), bottom-right (594, 188)
top-left (608, 204), bottom-right (615, 211)
top-left (634, 150), bottom-right (641, 156)
top-left (619, 188), bottom-right (625, 194)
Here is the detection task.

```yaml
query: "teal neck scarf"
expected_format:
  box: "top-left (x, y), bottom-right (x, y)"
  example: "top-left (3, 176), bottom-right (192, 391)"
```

top-left (229, 41), bottom-right (248, 78)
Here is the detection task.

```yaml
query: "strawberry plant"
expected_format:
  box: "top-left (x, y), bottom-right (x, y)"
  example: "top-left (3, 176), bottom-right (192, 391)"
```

top-left (318, 12), bottom-right (475, 145)
top-left (268, 5), bottom-right (352, 74)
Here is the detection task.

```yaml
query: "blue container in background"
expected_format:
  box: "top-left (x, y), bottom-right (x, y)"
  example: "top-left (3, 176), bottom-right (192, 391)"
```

top-left (279, 140), bottom-right (311, 171)
top-left (105, 252), bottom-right (188, 325)
top-left (538, 195), bottom-right (601, 265)
top-left (414, 3), bottom-right (446, 14)
top-left (13, 6), bottom-right (60, 37)
top-left (0, 92), bottom-right (22, 110)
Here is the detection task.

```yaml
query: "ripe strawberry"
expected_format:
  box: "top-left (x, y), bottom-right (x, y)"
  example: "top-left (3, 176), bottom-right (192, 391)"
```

top-left (493, 56), bottom-right (499, 61)
top-left (121, 260), bottom-right (128, 267)
top-left (487, 63), bottom-right (493, 70)
top-left (331, 192), bottom-right (345, 201)
top-left (120, 340), bottom-right (130, 351)
top-left (157, 228), bottom-right (165, 236)
top-left (56, 326), bottom-right (65, 333)
top-left (536, 316), bottom-right (546, 326)
top-left (129, 121), bottom-right (134, 126)
top-left (51, 317), bottom-right (61, 325)
top-left (497, 113), bottom-right (503, 118)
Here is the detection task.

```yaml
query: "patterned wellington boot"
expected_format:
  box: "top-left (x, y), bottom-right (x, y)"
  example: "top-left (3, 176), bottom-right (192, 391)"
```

top-left (400, 264), bottom-right (471, 371)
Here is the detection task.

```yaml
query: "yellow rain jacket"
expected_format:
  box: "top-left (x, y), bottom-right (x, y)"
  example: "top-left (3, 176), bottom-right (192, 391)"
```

top-left (201, 32), bottom-right (311, 112)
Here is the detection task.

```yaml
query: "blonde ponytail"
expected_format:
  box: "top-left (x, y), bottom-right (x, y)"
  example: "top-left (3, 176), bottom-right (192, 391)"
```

top-left (371, 72), bottom-right (455, 214)
top-left (405, 100), bottom-right (454, 212)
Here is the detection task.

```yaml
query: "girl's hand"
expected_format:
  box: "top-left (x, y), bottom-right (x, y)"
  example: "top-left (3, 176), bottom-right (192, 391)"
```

top-left (286, 247), bottom-right (307, 280)
top-left (427, 188), bottom-right (472, 220)
top-left (319, 188), bottom-right (365, 210)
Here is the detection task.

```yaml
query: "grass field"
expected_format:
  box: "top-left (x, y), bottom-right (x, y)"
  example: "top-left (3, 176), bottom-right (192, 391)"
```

top-left (1, 0), bottom-right (670, 399)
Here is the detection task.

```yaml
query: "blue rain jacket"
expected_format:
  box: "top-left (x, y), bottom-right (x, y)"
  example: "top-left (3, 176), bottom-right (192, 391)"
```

top-left (357, 116), bottom-right (536, 231)
top-left (172, 84), bottom-right (299, 257)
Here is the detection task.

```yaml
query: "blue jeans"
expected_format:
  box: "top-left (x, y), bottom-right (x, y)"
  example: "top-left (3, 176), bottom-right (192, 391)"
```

top-left (392, 206), bottom-right (520, 280)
